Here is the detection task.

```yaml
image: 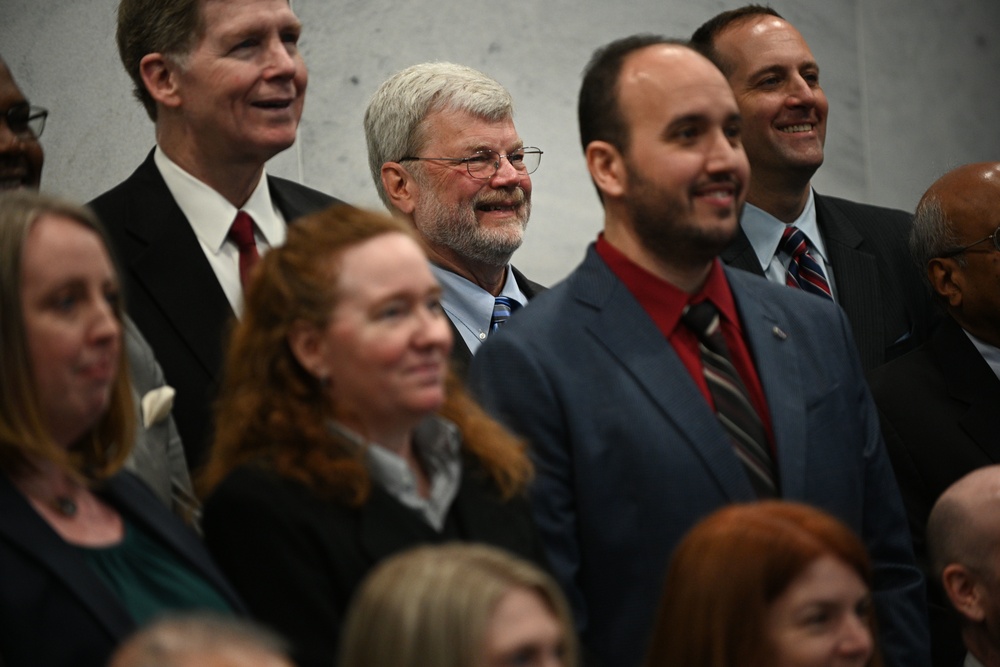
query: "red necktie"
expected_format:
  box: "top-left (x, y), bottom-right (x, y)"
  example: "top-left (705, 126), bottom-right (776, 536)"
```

top-left (229, 211), bottom-right (260, 289)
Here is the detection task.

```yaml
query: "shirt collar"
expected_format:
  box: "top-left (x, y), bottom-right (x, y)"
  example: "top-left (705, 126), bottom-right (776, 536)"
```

top-left (431, 263), bottom-right (527, 345)
top-left (153, 145), bottom-right (287, 252)
top-left (594, 234), bottom-right (741, 336)
top-left (329, 416), bottom-right (463, 531)
top-left (964, 329), bottom-right (1000, 383)
top-left (742, 188), bottom-right (826, 269)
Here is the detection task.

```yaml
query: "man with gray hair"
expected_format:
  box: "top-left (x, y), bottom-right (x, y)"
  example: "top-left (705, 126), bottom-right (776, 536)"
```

top-left (89, 0), bottom-right (338, 468)
top-left (364, 63), bottom-right (544, 377)
top-left (108, 614), bottom-right (296, 667)
top-left (871, 162), bottom-right (1000, 667)
top-left (928, 466), bottom-right (1000, 667)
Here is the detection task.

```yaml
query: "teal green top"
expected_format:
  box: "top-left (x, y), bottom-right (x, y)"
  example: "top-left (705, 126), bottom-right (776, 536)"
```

top-left (76, 518), bottom-right (233, 625)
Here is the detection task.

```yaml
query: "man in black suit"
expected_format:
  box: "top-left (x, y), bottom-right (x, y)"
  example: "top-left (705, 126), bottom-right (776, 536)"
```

top-left (90, 0), bottom-right (338, 467)
top-left (692, 6), bottom-right (936, 371)
top-left (870, 162), bottom-right (1000, 667)
top-left (364, 62), bottom-right (543, 378)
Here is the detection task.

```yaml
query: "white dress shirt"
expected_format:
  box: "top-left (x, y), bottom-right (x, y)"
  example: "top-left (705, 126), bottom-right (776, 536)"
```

top-left (153, 146), bottom-right (287, 317)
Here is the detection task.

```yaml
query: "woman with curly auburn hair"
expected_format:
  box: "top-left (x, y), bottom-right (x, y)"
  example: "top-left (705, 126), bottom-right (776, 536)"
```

top-left (644, 501), bottom-right (882, 667)
top-left (0, 191), bottom-right (242, 667)
top-left (200, 204), bottom-right (546, 667)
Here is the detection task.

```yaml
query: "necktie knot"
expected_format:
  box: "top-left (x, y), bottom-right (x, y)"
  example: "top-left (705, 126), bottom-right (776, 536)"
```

top-left (681, 301), bottom-right (721, 343)
top-left (229, 211), bottom-right (257, 252)
top-left (490, 296), bottom-right (519, 335)
top-left (229, 211), bottom-right (260, 289)
top-left (779, 225), bottom-right (833, 301)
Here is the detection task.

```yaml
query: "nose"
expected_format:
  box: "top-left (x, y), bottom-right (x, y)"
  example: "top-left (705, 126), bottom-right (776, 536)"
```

top-left (0, 118), bottom-right (22, 152)
top-left (490, 154), bottom-right (526, 188)
top-left (264, 37), bottom-right (299, 79)
top-left (705, 128), bottom-right (743, 173)
top-left (838, 615), bottom-right (874, 662)
top-left (415, 304), bottom-right (453, 354)
top-left (90, 297), bottom-right (121, 346)
top-left (785, 74), bottom-right (818, 107)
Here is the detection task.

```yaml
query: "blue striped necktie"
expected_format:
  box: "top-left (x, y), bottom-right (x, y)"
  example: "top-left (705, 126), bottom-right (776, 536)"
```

top-left (682, 301), bottom-right (779, 498)
top-left (489, 296), bottom-right (519, 335)
top-left (780, 226), bottom-right (833, 301)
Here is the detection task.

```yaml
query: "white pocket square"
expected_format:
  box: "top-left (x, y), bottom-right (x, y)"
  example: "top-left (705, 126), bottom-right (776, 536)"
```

top-left (141, 386), bottom-right (176, 428)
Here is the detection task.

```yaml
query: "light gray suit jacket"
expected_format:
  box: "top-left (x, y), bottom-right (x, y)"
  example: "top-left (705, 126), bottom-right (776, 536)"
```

top-left (123, 317), bottom-right (195, 518)
top-left (469, 246), bottom-right (929, 667)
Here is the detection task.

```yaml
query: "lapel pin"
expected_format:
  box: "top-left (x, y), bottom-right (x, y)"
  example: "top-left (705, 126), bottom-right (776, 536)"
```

top-left (772, 326), bottom-right (788, 341)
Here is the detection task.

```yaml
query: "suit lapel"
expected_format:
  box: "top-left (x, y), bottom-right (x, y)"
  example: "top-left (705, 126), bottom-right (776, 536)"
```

top-left (0, 475), bottom-right (134, 640)
top-left (574, 251), bottom-right (755, 501)
top-left (726, 269), bottom-right (809, 500)
top-left (933, 320), bottom-right (1000, 461)
top-left (118, 155), bottom-right (234, 381)
top-left (815, 194), bottom-right (884, 370)
top-left (721, 228), bottom-right (766, 276)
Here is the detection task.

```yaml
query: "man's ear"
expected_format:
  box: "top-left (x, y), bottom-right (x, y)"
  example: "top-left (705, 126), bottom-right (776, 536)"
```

top-left (942, 563), bottom-right (986, 623)
top-left (287, 320), bottom-right (328, 382)
top-left (928, 258), bottom-right (964, 309)
top-left (585, 140), bottom-right (627, 200)
top-left (139, 53), bottom-right (183, 110)
top-left (381, 162), bottom-right (417, 216)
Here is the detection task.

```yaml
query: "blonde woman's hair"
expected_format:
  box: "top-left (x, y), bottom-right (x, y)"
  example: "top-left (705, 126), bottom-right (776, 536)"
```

top-left (339, 543), bottom-right (577, 667)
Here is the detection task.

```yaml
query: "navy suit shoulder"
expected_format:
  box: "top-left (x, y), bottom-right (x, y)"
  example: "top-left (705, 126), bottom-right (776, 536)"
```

top-left (202, 454), bottom-right (545, 667)
top-left (469, 247), bottom-right (928, 667)
top-left (0, 470), bottom-right (242, 667)
top-left (88, 150), bottom-right (339, 466)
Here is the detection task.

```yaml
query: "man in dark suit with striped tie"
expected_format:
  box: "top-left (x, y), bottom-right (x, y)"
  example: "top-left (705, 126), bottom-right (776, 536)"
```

top-left (691, 6), bottom-right (936, 371)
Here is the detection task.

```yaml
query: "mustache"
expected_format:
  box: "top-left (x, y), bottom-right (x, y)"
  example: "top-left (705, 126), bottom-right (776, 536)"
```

top-left (474, 187), bottom-right (528, 207)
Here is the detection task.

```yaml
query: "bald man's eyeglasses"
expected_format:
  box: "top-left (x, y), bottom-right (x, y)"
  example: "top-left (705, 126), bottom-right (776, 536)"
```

top-left (2, 103), bottom-right (48, 139)
top-left (939, 227), bottom-right (1000, 258)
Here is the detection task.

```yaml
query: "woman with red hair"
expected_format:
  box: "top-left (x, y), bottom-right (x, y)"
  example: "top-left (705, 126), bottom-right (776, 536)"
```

top-left (645, 501), bottom-right (882, 667)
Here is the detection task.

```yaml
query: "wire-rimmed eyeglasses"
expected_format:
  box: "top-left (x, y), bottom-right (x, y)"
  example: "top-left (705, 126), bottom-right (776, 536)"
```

top-left (1, 103), bottom-right (48, 139)
top-left (398, 147), bottom-right (543, 180)
top-left (939, 226), bottom-right (1000, 258)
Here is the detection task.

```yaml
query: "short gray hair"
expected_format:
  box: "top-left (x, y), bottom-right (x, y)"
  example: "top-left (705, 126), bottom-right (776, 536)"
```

top-left (363, 62), bottom-right (514, 208)
top-left (910, 195), bottom-right (967, 278)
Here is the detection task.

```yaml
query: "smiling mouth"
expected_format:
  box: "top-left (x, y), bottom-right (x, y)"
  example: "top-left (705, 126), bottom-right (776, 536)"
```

top-left (252, 99), bottom-right (294, 110)
top-left (780, 123), bottom-right (815, 133)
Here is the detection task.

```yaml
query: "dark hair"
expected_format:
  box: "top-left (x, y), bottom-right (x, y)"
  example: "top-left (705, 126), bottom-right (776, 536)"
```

top-left (644, 501), bottom-right (883, 667)
top-left (116, 0), bottom-right (204, 121)
top-left (200, 205), bottom-right (532, 505)
top-left (690, 5), bottom-right (784, 75)
top-left (578, 34), bottom-right (681, 155)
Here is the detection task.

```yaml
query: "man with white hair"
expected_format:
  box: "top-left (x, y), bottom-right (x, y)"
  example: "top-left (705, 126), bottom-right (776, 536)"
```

top-left (364, 63), bottom-right (544, 377)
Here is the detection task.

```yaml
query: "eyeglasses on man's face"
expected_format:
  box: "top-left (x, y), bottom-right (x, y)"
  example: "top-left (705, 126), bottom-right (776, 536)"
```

top-left (939, 226), bottom-right (1000, 258)
top-left (1, 103), bottom-right (48, 140)
top-left (398, 147), bottom-right (543, 180)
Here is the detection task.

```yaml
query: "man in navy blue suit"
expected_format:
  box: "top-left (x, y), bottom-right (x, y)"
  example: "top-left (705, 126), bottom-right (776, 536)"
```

top-left (469, 36), bottom-right (928, 667)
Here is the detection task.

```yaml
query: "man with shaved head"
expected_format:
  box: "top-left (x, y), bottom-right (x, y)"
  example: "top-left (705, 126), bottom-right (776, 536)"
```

top-left (928, 466), bottom-right (1000, 667)
top-left (692, 6), bottom-right (936, 371)
top-left (872, 162), bottom-right (1000, 667)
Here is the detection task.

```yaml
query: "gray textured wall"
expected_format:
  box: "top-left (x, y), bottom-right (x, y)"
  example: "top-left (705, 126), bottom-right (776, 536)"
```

top-left (4, 0), bottom-right (999, 285)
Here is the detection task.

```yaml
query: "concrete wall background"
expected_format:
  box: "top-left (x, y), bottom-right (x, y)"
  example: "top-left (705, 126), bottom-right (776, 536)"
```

top-left (3, 0), bottom-right (999, 285)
